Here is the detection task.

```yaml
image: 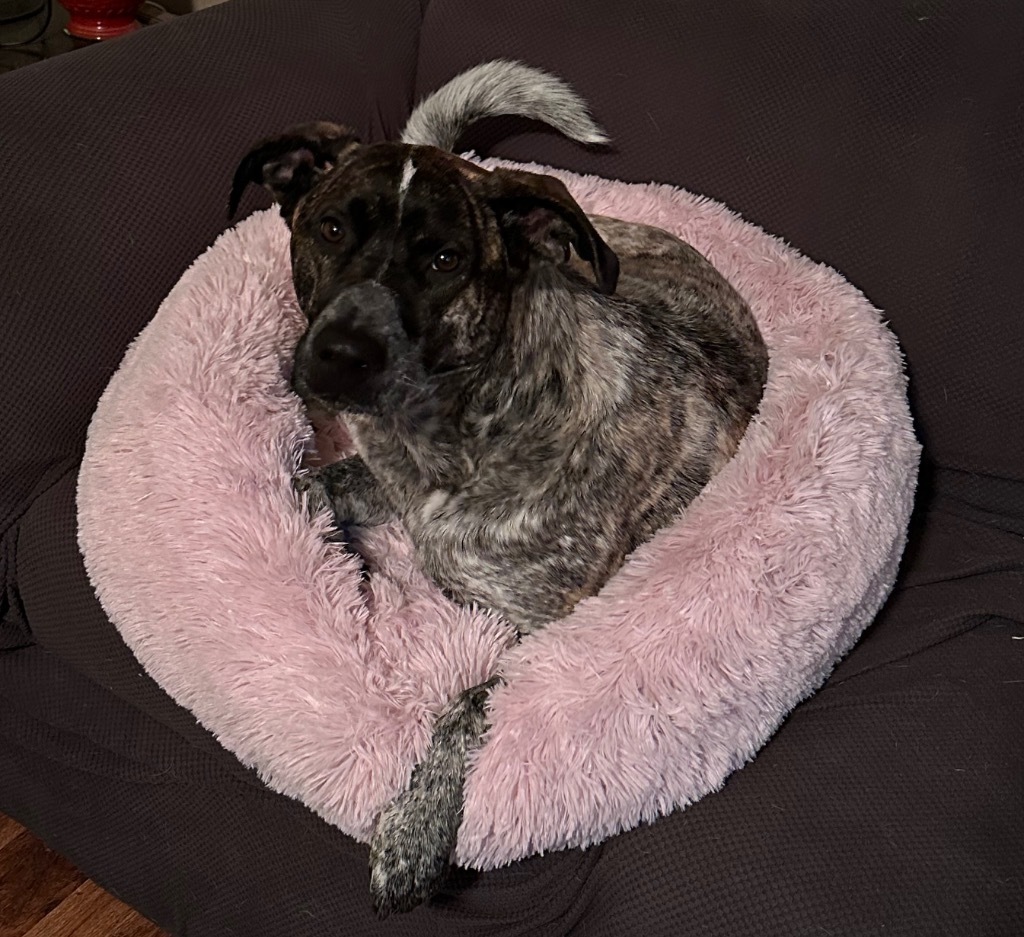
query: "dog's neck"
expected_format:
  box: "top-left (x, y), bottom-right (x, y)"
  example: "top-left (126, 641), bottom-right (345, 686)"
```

top-left (488, 267), bottom-right (631, 422)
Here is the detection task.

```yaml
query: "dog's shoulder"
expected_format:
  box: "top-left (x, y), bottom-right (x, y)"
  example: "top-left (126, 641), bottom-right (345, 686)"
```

top-left (588, 215), bottom-right (706, 269)
top-left (587, 215), bottom-right (733, 309)
top-left (586, 214), bottom-right (765, 374)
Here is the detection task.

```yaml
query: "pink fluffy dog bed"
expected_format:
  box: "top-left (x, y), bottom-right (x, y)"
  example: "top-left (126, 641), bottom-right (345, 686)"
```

top-left (77, 159), bottom-right (920, 870)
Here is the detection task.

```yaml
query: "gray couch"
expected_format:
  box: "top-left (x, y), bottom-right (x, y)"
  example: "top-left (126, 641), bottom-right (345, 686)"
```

top-left (2, 1), bottom-right (1022, 933)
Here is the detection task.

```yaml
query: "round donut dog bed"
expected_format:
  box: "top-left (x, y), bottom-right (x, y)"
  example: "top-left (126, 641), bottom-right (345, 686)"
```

top-left (77, 158), bottom-right (919, 870)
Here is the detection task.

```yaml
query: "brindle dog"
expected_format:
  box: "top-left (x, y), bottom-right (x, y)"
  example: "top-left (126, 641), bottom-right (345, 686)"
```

top-left (230, 61), bottom-right (767, 916)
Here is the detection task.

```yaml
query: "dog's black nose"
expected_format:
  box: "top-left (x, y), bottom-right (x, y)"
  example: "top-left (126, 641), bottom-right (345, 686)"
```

top-left (292, 281), bottom-right (404, 411)
top-left (299, 321), bottom-right (390, 407)
top-left (314, 325), bottom-right (388, 373)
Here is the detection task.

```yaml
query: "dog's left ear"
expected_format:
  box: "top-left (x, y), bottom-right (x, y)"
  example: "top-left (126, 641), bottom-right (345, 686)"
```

top-left (483, 168), bottom-right (619, 294)
top-left (229, 121), bottom-right (360, 225)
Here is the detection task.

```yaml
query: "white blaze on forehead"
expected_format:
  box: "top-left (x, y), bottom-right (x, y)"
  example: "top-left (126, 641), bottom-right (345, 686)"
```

top-left (397, 156), bottom-right (417, 214)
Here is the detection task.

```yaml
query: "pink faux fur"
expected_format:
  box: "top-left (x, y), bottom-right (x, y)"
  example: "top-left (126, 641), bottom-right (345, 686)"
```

top-left (77, 161), bottom-right (919, 870)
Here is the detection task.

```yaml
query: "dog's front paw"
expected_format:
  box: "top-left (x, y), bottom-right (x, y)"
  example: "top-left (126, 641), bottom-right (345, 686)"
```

top-left (369, 782), bottom-right (461, 917)
top-left (292, 467), bottom-right (332, 516)
top-left (292, 468), bottom-right (348, 541)
top-left (294, 456), bottom-right (394, 530)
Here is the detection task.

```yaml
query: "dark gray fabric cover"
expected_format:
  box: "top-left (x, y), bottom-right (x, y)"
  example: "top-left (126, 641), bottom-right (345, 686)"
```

top-left (2, 1), bottom-right (1022, 934)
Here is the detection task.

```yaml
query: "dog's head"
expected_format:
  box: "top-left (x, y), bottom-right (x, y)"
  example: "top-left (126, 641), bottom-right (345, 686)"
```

top-left (230, 122), bottom-right (618, 416)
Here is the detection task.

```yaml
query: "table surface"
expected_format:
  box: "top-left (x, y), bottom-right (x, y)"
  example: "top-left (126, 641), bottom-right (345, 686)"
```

top-left (0, 2), bottom-right (175, 75)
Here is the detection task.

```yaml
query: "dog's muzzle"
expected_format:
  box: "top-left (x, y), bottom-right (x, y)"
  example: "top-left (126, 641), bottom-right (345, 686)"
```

top-left (292, 282), bottom-right (405, 411)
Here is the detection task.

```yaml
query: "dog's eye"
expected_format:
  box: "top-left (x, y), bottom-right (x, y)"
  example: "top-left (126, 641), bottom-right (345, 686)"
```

top-left (319, 217), bottom-right (345, 244)
top-left (431, 249), bottom-right (461, 273)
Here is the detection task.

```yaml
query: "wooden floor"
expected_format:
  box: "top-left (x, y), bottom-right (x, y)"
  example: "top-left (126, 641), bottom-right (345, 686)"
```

top-left (0, 814), bottom-right (166, 937)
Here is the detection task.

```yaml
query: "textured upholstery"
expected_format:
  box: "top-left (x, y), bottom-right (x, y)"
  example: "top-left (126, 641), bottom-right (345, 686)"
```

top-left (2, 1), bottom-right (1022, 933)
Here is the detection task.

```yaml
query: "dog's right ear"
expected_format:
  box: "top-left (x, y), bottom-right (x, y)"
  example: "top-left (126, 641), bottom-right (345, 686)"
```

top-left (228, 122), bottom-right (360, 225)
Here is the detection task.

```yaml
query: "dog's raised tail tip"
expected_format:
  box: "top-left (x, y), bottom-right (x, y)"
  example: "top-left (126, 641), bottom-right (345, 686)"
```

top-left (400, 59), bottom-right (611, 152)
top-left (580, 126), bottom-right (611, 147)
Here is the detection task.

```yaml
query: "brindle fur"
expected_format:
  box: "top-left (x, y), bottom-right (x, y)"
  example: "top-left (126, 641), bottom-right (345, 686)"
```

top-left (231, 62), bottom-right (767, 917)
top-left (305, 215), bottom-right (765, 632)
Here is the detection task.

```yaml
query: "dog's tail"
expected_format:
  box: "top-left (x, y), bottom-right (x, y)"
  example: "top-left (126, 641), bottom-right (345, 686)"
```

top-left (400, 60), bottom-right (609, 151)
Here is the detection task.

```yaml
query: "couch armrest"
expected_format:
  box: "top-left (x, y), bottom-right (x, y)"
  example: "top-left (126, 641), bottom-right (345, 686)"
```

top-left (0, 0), bottom-right (421, 533)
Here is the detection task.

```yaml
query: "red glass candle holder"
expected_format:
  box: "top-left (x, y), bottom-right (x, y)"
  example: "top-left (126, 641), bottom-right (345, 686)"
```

top-left (59, 0), bottom-right (142, 40)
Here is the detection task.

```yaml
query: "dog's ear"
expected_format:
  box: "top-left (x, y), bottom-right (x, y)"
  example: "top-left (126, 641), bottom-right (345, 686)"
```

top-left (482, 168), bottom-right (619, 294)
top-left (229, 122), bottom-right (360, 224)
